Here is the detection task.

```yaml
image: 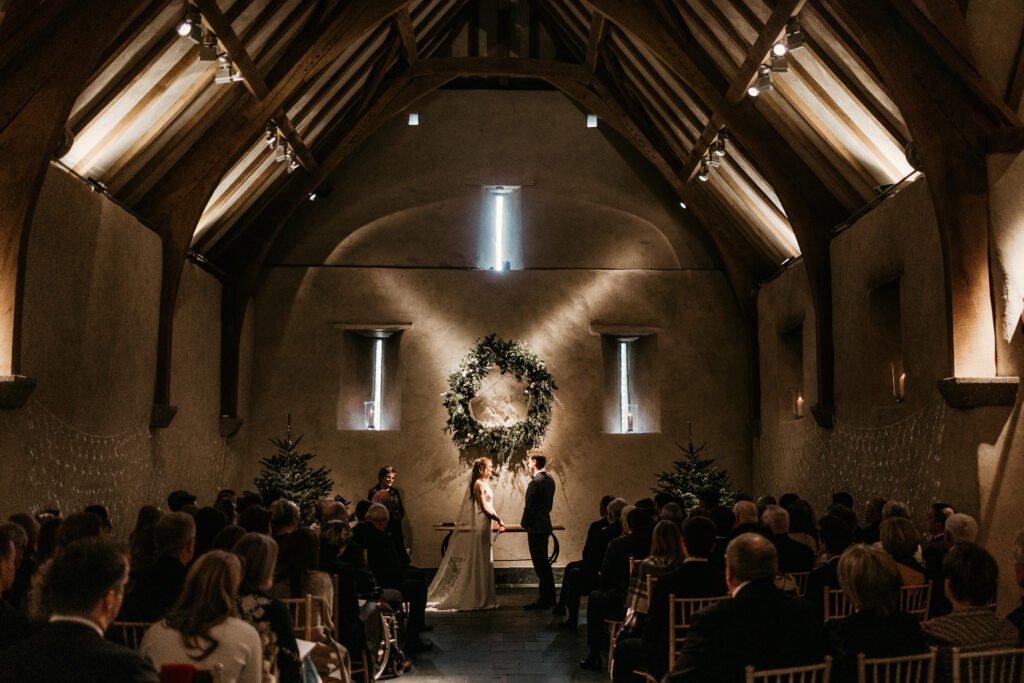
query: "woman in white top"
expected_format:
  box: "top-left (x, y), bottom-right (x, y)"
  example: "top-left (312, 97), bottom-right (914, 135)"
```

top-left (140, 550), bottom-right (263, 683)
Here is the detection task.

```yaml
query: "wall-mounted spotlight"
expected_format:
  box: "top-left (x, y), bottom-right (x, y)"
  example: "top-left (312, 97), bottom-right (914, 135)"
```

top-left (698, 157), bottom-right (711, 182)
top-left (786, 17), bottom-right (805, 50)
top-left (713, 129), bottom-right (728, 158)
top-left (176, 4), bottom-right (203, 41)
top-left (748, 65), bottom-right (773, 97)
top-left (772, 42), bottom-right (788, 57)
top-left (264, 122), bottom-right (278, 148)
top-left (274, 142), bottom-right (291, 162)
top-left (770, 53), bottom-right (788, 73)
top-left (408, 112), bottom-right (419, 126)
top-left (214, 54), bottom-right (244, 84)
top-left (287, 158), bottom-right (301, 174)
top-left (586, 113), bottom-right (598, 128)
top-left (199, 31), bottom-right (219, 61)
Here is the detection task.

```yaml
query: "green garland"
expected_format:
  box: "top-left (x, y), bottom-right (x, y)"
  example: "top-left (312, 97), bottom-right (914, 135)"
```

top-left (443, 334), bottom-right (557, 469)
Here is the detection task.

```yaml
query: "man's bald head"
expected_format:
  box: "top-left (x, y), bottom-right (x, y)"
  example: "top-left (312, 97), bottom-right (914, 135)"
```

top-left (726, 532), bottom-right (778, 583)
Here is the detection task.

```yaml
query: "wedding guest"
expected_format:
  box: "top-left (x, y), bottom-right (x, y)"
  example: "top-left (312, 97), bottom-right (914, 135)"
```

top-left (167, 490), bottom-right (197, 513)
top-left (928, 513), bottom-right (978, 618)
top-left (787, 500), bottom-right (818, 556)
top-left (1007, 528), bottom-right (1024, 643)
top-left (0, 527), bottom-right (29, 650)
top-left (660, 503), bottom-right (685, 527)
top-left (270, 500), bottom-right (301, 540)
top-left (554, 494), bottom-right (612, 619)
top-left (83, 505), bottom-right (113, 535)
top-left (0, 523), bottom-right (31, 610)
top-left (120, 512), bottom-right (195, 621)
top-left (194, 507), bottom-right (229, 557)
top-left (922, 543), bottom-right (1017, 681)
top-left (56, 511), bottom-right (104, 548)
top-left (831, 491), bottom-right (854, 510)
top-left (128, 506), bottom-right (162, 580)
top-left (762, 505), bottom-right (814, 573)
top-left (35, 516), bottom-right (61, 564)
top-left (559, 496), bottom-right (624, 628)
top-left (212, 525), bottom-right (246, 553)
top-left (140, 551), bottom-right (263, 683)
top-left (6, 513), bottom-right (37, 610)
top-left (805, 514), bottom-right (853, 617)
top-left (857, 497), bottom-right (886, 544)
top-left (708, 505), bottom-right (735, 570)
top-left (880, 517), bottom-right (925, 585)
top-left (623, 520), bottom-right (685, 629)
top-left (666, 533), bottom-right (823, 681)
top-left (827, 544), bottom-right (928, 682)
top-left (271, 527), bottom-right (335, 639)
top-left (731, 500), bottom-right (759, 537)
top-left (320, 519), bottom-right (374, 596)
top-left (0, 538), bottom-right (158, 682)
top-left (881, 500), bottom-right (911, 521)
top-left (238, 505), bottom-right (272, 535)
top-left (233, 533), bottom-right (303, 683)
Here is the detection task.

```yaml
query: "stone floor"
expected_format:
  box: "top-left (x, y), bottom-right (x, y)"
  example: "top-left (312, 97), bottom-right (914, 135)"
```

top-left (405, 587), bottom-right (608, 682)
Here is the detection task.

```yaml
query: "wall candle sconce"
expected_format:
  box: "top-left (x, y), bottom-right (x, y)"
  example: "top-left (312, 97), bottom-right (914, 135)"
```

top-left (626, 404), bottom-right (638, 432)
top-left (794, 393), bottom-right (804, 418)
top-left (890, 363), bottom-right (906, 403)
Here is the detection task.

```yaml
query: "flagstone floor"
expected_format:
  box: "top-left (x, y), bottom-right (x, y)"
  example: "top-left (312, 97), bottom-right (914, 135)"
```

top-left (405, 587), bottom-right (608, 682)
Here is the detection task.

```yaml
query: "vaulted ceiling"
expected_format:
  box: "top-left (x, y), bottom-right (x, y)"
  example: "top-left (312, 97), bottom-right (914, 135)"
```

top-left (53, 0), bottom-right (929, 278)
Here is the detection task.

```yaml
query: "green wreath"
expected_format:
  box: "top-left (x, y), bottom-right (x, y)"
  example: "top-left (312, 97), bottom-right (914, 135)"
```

top-left (443, 334), bottom-right (557, 469)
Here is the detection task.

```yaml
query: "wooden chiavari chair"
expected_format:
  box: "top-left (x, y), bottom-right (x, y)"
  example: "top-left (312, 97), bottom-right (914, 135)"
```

top-left (109, 621), bottom-right (152, 649)
top-left (857, 647), bottom-right (937, 683)
top-left (950, 646), bottom-right (1024, 683)
top-left (899, 583), bottom-right (932, 621)
top-left (744, 657), bottom-right (832, 683)
top-left (667, 595), bottom-right (729, 672)
top-left (824, 588), bottom-right (854, 622)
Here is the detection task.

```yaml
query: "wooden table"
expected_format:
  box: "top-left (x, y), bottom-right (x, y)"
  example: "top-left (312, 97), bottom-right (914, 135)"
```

top-left (433, 523), bottom-right (566, 564)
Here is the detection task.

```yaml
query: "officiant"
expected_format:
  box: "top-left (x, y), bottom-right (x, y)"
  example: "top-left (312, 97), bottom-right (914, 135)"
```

top-left (368, 466), bottom-right (409, 566)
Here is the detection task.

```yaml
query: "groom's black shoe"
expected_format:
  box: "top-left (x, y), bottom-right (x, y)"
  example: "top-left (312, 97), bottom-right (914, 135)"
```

top-left (523, 600), bottom-right (552, 610)
top-left (579, 652), bottom-right (603, 672)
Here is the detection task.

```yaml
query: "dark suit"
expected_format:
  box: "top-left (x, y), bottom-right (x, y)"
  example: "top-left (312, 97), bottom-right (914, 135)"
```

top-left (352, 521), bottom-right (427, 644)
top-left (1007, 600), bottom-right (1024, 645)
top-left (773, 533), bottom-right (815, 573)
top-left (118, 554), bottom-right (187, 621)
top-left (0, 598), bottom-right (28, 651)
top-left (805, 556), bottom-right (841, 621)
top-left (0, 620), bottom-right (157, 682)
top-left (923, 539), bottom-right (952, 618)
top-left (521, 470), bottom-right (556, 605)
top-left (560, 518), bottom-right (614, 625)
top-left (826, 610), bottom-right (929, 683)
top-left (667, 578), bottom-right (825, 682)
top-left (587, 530), bottom-right (653, 651)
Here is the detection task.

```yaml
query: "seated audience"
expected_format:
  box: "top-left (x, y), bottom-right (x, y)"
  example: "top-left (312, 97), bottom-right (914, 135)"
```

top-left (922, 543), bottom-right (1018, 681)
top-left (271, 500), bottom-right (301, 541)
top-left (167, 490), bottom-right (197, 512)
top-left (554, 495), bottom-right (614, 623)
top-left (762, 505), bottom-right (814, 573)
top-left (5, 514), bottom-right (38, 610)
top-left (83, 505), bottom-right (113, 535)
top-left (238, 505), bottom-right (272, 535)
top-left (880, 516), bottom-right (925, 585)
top-left (832, 491), bottom-right (854, 510)
top-left (368, 466), bottom-right (410, 566)
top-left (0, 523), bottom-right (31, 611)
top-left (881, 500), bottom-right (911, 521)
top-left (34, 516), bottom-right (61, 565)
top-left (623, 520), bottom-right (685, 629)
top-left (1008, 528), bottom-right (1024, 643)
top-left (826, 544), bottom-right (929, 682)
top-left (787, 500), bottom-right (818, 556)
top-left (659, 502), bottom-right (685, 527)
top-left (233, 533), bottom-right (303, 683)
top-left (731, 500), bottom-right (759, 537)
top-left (320, 520), bottom-right (374, 596)
top-left (666, 532), bottom-right (824, 682)
top-left (708, 505), bottom-right (734, 569)
top-left (928, 512), bottom-right (978, 618)
top-left (0, 538), bottom-right (158, 682)
top-left (120, 512), bottom-right (196, 621)
top-left (212, 525), bottom-right (246, 553)
top-left (140, 551), bottom-right (263, 683)
top-left (806, 514), bottom-right (854, 618)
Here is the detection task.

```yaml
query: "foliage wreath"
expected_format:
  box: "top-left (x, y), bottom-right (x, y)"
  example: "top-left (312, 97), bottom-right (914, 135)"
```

top-left (443, 334), bottom-right (557, 469)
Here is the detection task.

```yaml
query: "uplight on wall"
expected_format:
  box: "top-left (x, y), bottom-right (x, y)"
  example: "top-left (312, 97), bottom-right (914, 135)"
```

top-left (408, 112), bottom-right (420, 126)
top-left (587, 114), bottom-right (598, 128)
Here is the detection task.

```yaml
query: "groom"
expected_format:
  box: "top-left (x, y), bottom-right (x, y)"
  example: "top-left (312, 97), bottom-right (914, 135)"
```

top-left (522, 450), bottom-right (556, 609)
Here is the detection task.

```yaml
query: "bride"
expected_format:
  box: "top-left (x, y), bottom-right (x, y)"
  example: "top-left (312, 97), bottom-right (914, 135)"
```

top-left (427, 456), bottom-right (505, 610)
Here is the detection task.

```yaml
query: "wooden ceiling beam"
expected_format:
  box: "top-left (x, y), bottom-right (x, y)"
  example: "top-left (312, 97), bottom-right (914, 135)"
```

top-left (585, 13), bottom-right (607, 72)
top-left (0, 0), bottom-right (151, 387)
top-left (137, 0), bottom-right (414, 416)
top-left (395, 8), bottom-right (419, 66)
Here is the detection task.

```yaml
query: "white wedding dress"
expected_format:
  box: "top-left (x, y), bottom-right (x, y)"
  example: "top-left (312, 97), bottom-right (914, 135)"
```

top-left (427, 481), bottom-right (498, 610)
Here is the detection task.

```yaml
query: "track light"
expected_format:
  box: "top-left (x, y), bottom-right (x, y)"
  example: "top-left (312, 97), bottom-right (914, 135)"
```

top-left (770, 53), bottom-right (788, 73)
top-left (264, 123), bottom-right (278, 148)
top-left (772, 42), bottom-right (788, 57)
top-left (177, 4), bottom-right (203, 42)
top-left (274, 143), bottom-right (290, 162)
top-left (679, 201), bottom-right (687, 209)
top-left (287, 158), bottom-right (301, 174)
top-left (199, 31), bottom-right (219, 61)
top-left (785, 18), bottom-right (805, 50)
top-left (708, 152), bottom-right (721, 169)
top-left (214, 54), bottom-right (243, 84)
top-left (747, 85), bottom-right (760, 98)
top-left (757, 64), bottom-right (772, 90)
top-left (308, 191), bottom-right (318, 202)
top-left (713, 130), bottom-right (728, 157)
top-left (698, 157), bottom-right (710, 182)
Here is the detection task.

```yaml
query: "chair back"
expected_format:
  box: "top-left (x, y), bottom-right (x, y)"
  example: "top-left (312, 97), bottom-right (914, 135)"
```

top-left (824, 588), bottom-right (854, 622)
top-left (668, 594), bottom-right (728, 670)
top-left (899, 583), bottom-right (932, 621)
top-left (646, 574), bottom-right (658, 600)
top-left (777, 572), bottom-right (810, 596)
top-left (110, 621), bottom-right (153, 649)
top-left (857, 647), bottom-right (936, 683)
top-left (950, 646), bottom-right (1024, 683)
top-left (280, 594), bottom-right (317, 640)
top-left (744, 657), bottom-right (832, 683)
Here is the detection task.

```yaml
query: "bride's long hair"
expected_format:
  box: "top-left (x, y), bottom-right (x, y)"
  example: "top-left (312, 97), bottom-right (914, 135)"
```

top-left (469, 457), bottom-right (492, 499)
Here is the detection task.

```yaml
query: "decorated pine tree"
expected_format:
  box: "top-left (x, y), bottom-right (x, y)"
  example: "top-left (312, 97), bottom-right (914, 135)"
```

top-left (254, 415), bottom-right (333, 512)
top-left (653, 422), bottom-right (736, 514)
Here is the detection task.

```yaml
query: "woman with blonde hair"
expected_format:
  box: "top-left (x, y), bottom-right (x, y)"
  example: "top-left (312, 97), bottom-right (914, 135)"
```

top-left (826, 544), bottom-right (928, 682)
top-left (427, 456), bottom-right (504, 610)
top-left (140, 550), bottom-right (263, 682)
top-left (623, 520), bottom-right (684, 630)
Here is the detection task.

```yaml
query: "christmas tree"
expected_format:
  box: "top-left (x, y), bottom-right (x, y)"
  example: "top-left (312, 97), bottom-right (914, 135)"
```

top-left (653, 423), bottom-right (736, 514)
top-left (254, 415), bottom-right (333, 512)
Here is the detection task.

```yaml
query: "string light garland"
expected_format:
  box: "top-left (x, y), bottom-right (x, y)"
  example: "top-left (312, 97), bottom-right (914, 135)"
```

top-left (443, 334), bottom-right (557, 470)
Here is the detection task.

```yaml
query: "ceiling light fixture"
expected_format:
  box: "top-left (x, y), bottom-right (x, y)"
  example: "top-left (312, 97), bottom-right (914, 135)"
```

top-left (770, 53), bottom-right (788, 73)
top-left (274, 142), bottom-right (291, 163)
top-left (408, 112), bottom-right (419, 126)
top-left (586, 114), bottom-right (598, 128)
top-left (785, 17), bottom-right (805, 50)
top-left (698, 157), bottom-right (710, 182)
top-left (264, 123), bottom-right (278, 148)
top-left (199, 31), bottom-right (219, 61)
top-left (214, 53), bottom-right (244, 84)
top-left (713, 129), bottom-right (728, 157)
top-left (176, 4), bottom-right (204, 42)
top-left (747, 85), bottom-right (760, 98)
top-left (757, 64), bottom-right (773, 92)
top-left (287, 157), bottom-right (301, 174)
top-left (772, 42), bottom-right (788, 57)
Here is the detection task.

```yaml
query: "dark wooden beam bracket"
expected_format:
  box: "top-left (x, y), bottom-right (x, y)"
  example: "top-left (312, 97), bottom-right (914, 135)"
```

top-left (0, 375), bottom-right (36, 409)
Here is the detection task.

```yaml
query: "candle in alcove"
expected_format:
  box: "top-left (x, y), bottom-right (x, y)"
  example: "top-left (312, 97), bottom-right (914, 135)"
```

top-left (627, 412), bottom-right (634, 432)
top-left (898, 372), bottom-right (906, 402)
top-left (368, 406), bottom-right (375, 429)
top-left (795, 394), bottom-right (804, 418)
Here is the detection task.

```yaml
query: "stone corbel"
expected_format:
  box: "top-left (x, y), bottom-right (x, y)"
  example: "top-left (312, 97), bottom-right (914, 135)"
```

top-left (0, 375), bottom-right (36, 409)
top-left (937, 377), bottom-right (1019, 408)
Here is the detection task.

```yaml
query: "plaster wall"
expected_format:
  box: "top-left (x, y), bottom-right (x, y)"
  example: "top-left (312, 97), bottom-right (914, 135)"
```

top-left (0, 166), bottom-right (237, 536)
top-left (247, 267), bottom-right (751, 568)
top-left (757, 179), bottom-right (1005, 534)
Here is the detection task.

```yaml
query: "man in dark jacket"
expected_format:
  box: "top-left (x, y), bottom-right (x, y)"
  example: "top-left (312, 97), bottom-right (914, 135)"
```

top-left (667, 533), bottom-right (825, 682)
top-left (554, 494), bottom-right (613, 618)
top-left (521, 451), bottom-right (557, 609)
top-left (119, 512), bottom-right (194, 621)
top-left (0, 538), bottom-right (157, 682)
top-left (762, 505), bottom-right (814, 573)
top-left (560, 497), bottom-right (626, 629)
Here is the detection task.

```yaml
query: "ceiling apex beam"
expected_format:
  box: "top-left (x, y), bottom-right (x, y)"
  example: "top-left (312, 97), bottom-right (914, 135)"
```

top-left (411, 57), bottom-right (595, 84)
top-left (395, 7), bottom-right (418, 66)
top-left (585, 13), bottom-right (607, 73)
